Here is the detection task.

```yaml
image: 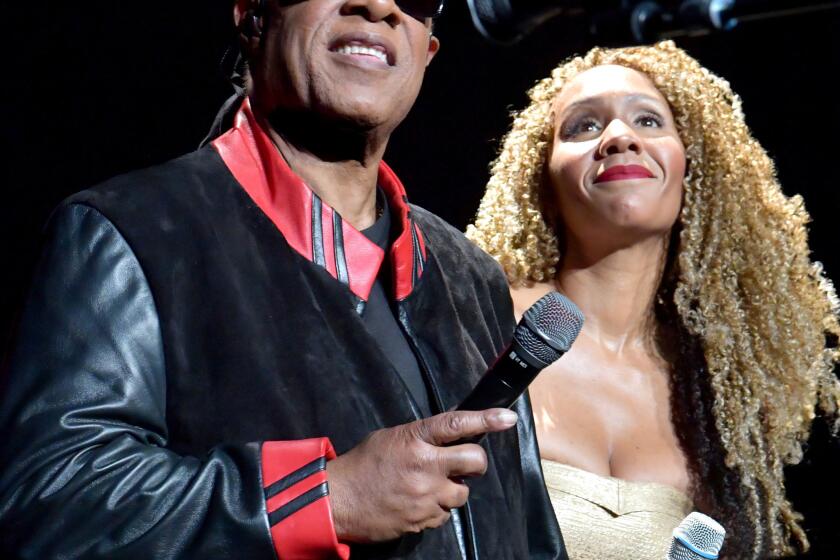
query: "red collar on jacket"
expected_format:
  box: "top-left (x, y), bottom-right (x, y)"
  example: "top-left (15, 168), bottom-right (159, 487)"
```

top-left (212, 98), bottom-right (426, 304)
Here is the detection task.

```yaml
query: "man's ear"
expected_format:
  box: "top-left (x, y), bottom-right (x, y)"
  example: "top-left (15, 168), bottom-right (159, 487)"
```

top-left (233, 0), bottom-right (252, 28)
top-left (235, 0), bottom-right (263, 55)
top-left (426, 35), bottom-right (440, 66)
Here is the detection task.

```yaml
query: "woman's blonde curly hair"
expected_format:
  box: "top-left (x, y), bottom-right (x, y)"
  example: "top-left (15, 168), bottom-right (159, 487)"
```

top-left (466, 40), bottom-right (840, 558)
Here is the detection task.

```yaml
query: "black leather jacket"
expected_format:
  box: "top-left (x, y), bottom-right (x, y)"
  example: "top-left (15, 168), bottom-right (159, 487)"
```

top-left (0, 104), bottom-right (565, 560)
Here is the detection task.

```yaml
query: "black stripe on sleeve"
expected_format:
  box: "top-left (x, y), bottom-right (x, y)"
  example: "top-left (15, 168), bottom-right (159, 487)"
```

top-left (267, 482), bottom-right (330, 527)
top-left (264, 456), bottom-right (327, 500)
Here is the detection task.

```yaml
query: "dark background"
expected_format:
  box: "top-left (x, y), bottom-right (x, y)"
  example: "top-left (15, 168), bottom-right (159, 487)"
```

top-left (3, 1), bottom-right (839, 556)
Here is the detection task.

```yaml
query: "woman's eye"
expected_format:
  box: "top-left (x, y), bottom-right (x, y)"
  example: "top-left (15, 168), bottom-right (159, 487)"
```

top-left (581, 120), bottom-right (600, 131)
top-left (636, 114), bottom-right (663, 128)
top-left (562, 118), bottom-right (601, 138)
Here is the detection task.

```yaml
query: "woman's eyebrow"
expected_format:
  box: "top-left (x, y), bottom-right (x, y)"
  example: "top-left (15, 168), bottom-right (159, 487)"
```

top-left (559, 93), bottom-right (665, 117)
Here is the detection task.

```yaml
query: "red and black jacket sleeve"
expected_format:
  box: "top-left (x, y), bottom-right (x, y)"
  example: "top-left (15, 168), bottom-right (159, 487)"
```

top-left (0, 204), bottom-right (349, 559)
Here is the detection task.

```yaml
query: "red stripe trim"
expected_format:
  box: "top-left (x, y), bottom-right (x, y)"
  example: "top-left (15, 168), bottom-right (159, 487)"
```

top-left (212, 98), bottom-right (425, 303)
top-left (269, 488), bottom-right (350, 559)
top-left (261, 439), bottom-right (349, 559)
top-left (378, 163), bottom-right (425, 301)
top-left (262, 439), bottom-right (337, 489)
top-left (212, 102), bottom-right (315, 265)
top-left (342, 219), bottom-right (384, 299)
top-left (266, 466), bottom-right (328, 515)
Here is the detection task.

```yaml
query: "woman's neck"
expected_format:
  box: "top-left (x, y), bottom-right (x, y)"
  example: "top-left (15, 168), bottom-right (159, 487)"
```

top-left (556, 234), bottom-right (668, 355)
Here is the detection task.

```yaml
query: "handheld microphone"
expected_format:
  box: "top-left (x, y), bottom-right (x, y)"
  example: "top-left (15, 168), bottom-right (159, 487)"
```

top-left (457, 291), bottom-right (583, 412)
top-left (667, 512), bottom-right (726, 560)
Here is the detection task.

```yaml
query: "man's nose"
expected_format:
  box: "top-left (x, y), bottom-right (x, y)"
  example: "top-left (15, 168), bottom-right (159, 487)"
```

top-left (340, 0), bottom-right (401, 25)
top-left (596, 119), bottom-right (642, 158)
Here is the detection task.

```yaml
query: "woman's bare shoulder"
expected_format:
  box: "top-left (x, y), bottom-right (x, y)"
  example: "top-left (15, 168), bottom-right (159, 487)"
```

top-left (509, 281), bottom-right (555, 319)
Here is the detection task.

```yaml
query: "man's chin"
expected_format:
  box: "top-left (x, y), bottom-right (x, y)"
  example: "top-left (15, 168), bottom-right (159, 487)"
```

top-left (316, 101), bottom-right (405, 135)
top-left (321, 81), bottom-right (415, 127)
top-left (266, 101), bottom-right (400, 162)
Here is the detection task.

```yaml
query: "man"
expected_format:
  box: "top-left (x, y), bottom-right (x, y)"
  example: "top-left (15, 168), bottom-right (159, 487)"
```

top-left (0, 1), bottom-right (565, 558)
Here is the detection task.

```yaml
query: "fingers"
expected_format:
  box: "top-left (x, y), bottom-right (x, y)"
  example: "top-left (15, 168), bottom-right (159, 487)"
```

top-left (438, 444), bottom-right (488, 478)
top-left (327, 410), bottom-right (514, 543)
top-left (437, 480), bottom-right (470, 511)
top-left (411, 409), bottom-right (518, 446)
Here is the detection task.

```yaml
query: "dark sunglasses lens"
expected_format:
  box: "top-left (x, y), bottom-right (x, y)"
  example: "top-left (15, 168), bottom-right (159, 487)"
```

top-left (399, 0), bottom-right (444, 19)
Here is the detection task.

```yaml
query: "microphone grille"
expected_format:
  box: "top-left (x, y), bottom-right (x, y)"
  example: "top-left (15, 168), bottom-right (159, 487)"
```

top-left (514, 292), bottom-right (584, 365)
top-left (468, 0), bottom-right (509, 24)
top-left (668, 512), bottom-right (726, 560)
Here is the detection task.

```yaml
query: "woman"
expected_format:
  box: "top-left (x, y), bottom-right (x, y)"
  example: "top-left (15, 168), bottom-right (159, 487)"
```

top-left (467, 41), bottom-right (840, 559)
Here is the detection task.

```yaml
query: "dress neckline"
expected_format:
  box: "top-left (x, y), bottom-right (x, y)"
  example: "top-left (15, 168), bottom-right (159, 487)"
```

top-left (540, 458), bottom-right (693, 516)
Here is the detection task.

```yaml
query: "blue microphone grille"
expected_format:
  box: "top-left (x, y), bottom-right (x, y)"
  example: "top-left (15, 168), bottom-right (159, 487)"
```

top-left (668, 512), bottom-right (726, 560)
top-left (514, 292), bottom-right (584, 366)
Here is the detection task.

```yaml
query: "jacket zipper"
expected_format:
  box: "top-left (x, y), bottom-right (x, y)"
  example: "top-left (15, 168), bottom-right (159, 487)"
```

top-left (396, 304), bottom-right (477, 560)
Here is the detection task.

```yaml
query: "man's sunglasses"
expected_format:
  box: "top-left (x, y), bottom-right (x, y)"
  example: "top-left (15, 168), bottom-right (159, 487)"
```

top-left (399, 0), bottom-right (445, 20)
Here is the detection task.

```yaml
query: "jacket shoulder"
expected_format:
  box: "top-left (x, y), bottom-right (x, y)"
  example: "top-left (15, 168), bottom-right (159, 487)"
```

top-left (65, 146), bottom-right (231, 214)
top-left (410, 205), bottom-right (506, 280)
top-left (411, 205), bottom-right (514, 329)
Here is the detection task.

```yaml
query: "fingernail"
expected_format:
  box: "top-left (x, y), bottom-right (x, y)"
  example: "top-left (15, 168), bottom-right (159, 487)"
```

top-left (494, 410), bottom-right (518, 426)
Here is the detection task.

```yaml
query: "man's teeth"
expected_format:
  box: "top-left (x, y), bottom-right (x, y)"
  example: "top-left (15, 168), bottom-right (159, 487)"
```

top-left (335, 45), bottom-right (388, 64)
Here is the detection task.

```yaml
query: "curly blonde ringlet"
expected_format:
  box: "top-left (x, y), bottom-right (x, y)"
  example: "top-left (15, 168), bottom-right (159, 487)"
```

top-left (467, 41), bottom-right (840, 558)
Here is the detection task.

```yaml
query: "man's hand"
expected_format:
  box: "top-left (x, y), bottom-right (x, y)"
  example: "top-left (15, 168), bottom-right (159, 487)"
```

top-left (326, 408), bottom-right (519, 543)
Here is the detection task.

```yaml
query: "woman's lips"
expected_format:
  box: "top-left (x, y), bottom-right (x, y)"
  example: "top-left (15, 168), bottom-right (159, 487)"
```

top-left (594, 164), bottom-right (655, 184)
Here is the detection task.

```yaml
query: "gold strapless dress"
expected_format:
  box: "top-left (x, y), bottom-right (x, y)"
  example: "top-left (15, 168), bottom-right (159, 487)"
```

top-left (541, 460), bottom-right (693, 560)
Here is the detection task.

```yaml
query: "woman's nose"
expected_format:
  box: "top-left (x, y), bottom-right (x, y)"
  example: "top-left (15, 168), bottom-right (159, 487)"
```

top-left (596, 119), bottom-right (642, 158)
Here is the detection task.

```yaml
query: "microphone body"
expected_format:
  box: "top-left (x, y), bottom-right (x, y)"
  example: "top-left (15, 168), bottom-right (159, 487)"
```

top-left (457, 337), bottom-right (550, 411)
top-left (456, 291), bottom-right (583, 421)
